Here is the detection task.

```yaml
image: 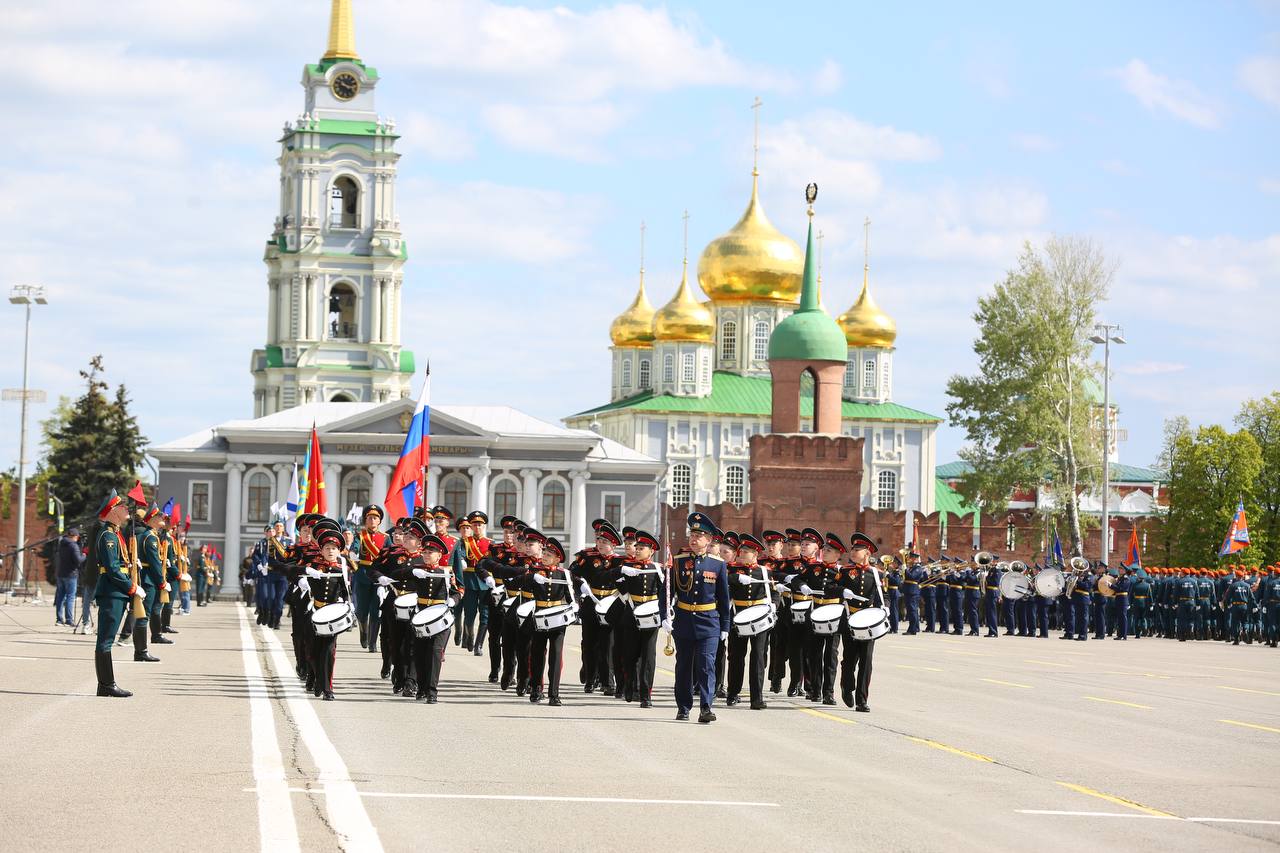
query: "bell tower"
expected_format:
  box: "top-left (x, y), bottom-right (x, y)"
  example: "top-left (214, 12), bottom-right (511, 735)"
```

top-left (251, 0), bottom-right (415, 416)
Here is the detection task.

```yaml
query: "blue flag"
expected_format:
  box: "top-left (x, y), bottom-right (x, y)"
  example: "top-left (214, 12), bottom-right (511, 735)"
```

top-left (1052, 532), bottom-right (1064, 567)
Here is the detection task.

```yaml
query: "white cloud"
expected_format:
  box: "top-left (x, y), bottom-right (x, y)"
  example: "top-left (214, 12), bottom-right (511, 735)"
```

top-left (1012, 133), bottom-right (1057, 152)
top-left (482, 101), bottom-right (630, 161)
top-left (396, 112), bottom-right (476, 161)
top-left (813, 59), bottom-right (843, 95)
top-left (1239, 56), bottom-right (1280, 109)
top-left (1260, 178), bottom-right (1280, 195)
top-left (1109, 59), bottom-right (1222, 129)
top-left (1120, 361), bottom-right (1187, 376)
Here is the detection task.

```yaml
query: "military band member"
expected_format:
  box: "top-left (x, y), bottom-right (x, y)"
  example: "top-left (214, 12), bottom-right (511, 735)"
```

top-left (269, 514), bottom-right (321, 685)
top-left (760, 530), bottom-right (788, 692)
top-left (712, 530), bottom-right (739, 700)
top-left (476, 516), bottom-right (521, 683)
top-left (351, 504), bottom-right (387, 653)
top-left (525, 532), bottom-right (573, 706)
top-left (573, 521), bottom-right (623, 695)
top-left (132, 505), bottom-right (168, 662)
top-left (671, 513), bottom-right (731, 723)
top-left (838, 532), bottom-right (882, 712)
top-left (784, 528), bottom-right (823, 697)
top-left (616, 530), bottom-right (667, 709)
top-left (949, 558), bottom-right (968, 636)
top-left (458, 511), bottom-right (493, 657)
top-left (92, 491), bottom-right (141, 698)
top-left (726, 534), bottom-right (772, 710)
top-left (885, 561), bottom-right (901, 634)
top-left (401, 527), bottom-right (459, 703)
top-left (304, 522), bottom-right (352, 701)
top-left (920, 556), bottom-right (937, 632)
top-left (1071, 566), bottom-right (1095, 641)
top-left (903, 551), bottom-right (925, 635)
top-left (796, 533), bottom-right (842, 704)
top-left (981, 559), bottom-right (1001, 638)
top-left (485, 524), bottom-right (534, 694)
top-left (370, 518), bottom-right (412, 688)
top-left (1112, 566), bottom-right (1132, 640)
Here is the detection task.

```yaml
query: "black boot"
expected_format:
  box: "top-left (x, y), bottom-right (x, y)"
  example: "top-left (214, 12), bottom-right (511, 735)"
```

top-left (162, 607), bottom-right (179, 634)
top-left (358, 618), bottom-right (368, 649)
top-left (462, 624), bottom-right (474, 652)
top-left (453, 622), bottom-right (463, 647)
top-left (133, 626), bottom-right (159, 662)
top-left (95, 652), bottom-right (132, 698)
top-left (151, 622), bottom-right (174, 644)
top-left (473, 623), bottom-right (487, 657)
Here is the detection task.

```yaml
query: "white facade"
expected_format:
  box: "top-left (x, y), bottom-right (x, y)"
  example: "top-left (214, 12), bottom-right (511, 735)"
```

top-left (712, 303), bottom-right (794, 377)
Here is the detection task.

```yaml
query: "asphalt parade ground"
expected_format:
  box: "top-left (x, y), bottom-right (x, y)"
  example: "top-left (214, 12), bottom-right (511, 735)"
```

top-left (2, 602), bottom-right (1278, 852)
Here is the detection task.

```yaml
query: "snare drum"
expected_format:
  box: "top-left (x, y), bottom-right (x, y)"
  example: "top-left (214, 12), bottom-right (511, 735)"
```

top-left (501, 594), bottom-right (518, 610)
top-left (789, 600), bottom-right (813, 624)
top-left (847, 606), bottom-right (889, 641)
top-left (516, 599), bottom-right (536, 619)
top-left (633, 600), bottom-right (661, 630)
top-left (732, 603), bottom-right (776, 637)
top-left (312, 602), bottom-right (355, 636)
top-left (394, 592), bottom-right (418, 621)
top-left (533, 604), bottom-right (576, 632)
top-left (810, 603), bottom-right (845, 635)
top-left (411, 603), bottom-right (455, 638)
top-left (594, 593), bottom-right (619, 625)
top-left (489, 584), bottom-right (506, 606)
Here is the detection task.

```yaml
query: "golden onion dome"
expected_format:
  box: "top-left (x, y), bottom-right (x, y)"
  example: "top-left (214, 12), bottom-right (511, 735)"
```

top-left (837, 268), bottom-right (897, 348)
top-left (609, 273), bottom-right (656, 348)
top-left (653, 263), bottom-right (715, 343)
top-left (696, 173), bottom-right (804, 304)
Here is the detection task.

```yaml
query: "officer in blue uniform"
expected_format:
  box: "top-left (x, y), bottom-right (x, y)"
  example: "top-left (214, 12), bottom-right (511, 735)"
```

top-left (885, 561), bottom-right (901, 634)
top-left (983, 559), bottom-right (1002, 637)
top-left (1112, 565), bottom-right (1132, 640)
top-left (902, 552), bottom-right (925, 635)
top-left (670, 513), bottom-right (731, 723)
top-left (1090, 564), bottom-right (1109, 640)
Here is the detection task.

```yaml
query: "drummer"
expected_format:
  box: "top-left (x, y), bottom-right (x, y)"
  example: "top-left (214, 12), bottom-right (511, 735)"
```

top-left (306, 521), bottom-right (353, 702)
top-left (783, 529), bottom-right (822, 698)
top-left (369, 517), bottom-right (411, 688)
top-left (725, 533), bottom-right (773, 710)
top-left (760, 530), bottom-right (789, 694)
top-left (615, 530), bottom-right (666, 709)
top-left (526, 532), bottom-right (573, 706)
top-left (713, 531), bottom-right (740, 700)
top-left (838, 532), bottom-right (882, 712)
top-left (401, 526), bottom-right (459, 704)
top-left (802, 533), bottom-right (843, 705)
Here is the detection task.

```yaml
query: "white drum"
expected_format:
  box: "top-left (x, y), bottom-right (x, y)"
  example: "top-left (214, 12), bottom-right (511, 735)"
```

top-left (394, 592), bottom-right (418, 621)
top-left (732, 603), bottom-right (776, 637)
top-left (533, 603), bottom-right (577, 632)
top-left (789, 600), bottom-right (813, 623)
top-left (847, 606), bottom-right (889, 641)
top-left (594, 593), bottom-right (620, 625)
top-left (1034, 568), bottom-right (1066, 598)
top-left (411, 603), bottom-right (455, 638)
top-left (810, 603), bottom-right (845, 635)
top-left (999, 572), bottom-right (1032, 601)
top-left (312, 602), bottom-right (355, 636)
top-left (516, 599), bottom-right (536, 619)
top-left (489, 584), bottom-right (506, 606)
top-left (501, 594), bottom-right (518, 610)
top-left (633, 600), bottom-right (661, 630)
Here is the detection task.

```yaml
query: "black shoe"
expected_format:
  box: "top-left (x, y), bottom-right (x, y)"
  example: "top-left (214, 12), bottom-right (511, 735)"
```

top-left (516, 686), bottom-right (526, 697)
top-left (530, 693), bottom-right (543, 703)
top-left (842, 691), bottom-right (854, 708)
top-left (488, 674), bottom-right (499, 683)
top-left (676, 710), bottom-right (689, 721)
top-left (640, 699), bottom-right (651, 708)
top-left (967, 631), bottom-right (979, 636)
top-left (322, 691), bottom-right (335, 701)
top-left (1076, 636), bottom-right (1087, 642)
top-left (751, 700), bottom-right (768, 710)
top-left (426, 695), bottom-right (438, 704)
top-left (855, 704), bottom-right (870, 713)
top-left (905, 630), bottom-right (918, 635)
top-left (132, 627), bottom-right (159, 662)
top-left (152, 635), bottom-right (174, 645)
top-left (163, 627), bottom-right (179, 634)
top-left (548, 697), bottom-right (562, 707)
top-left (726, 695), bottom-right (740, 706)
top-left (822, 695), bottom-right (836, 706)
top-left (805, 693), bottom-right (818, 703)
top-left (715, 687), bottom-right (727, 699)
top-left (786, 683), bottom-right (801, 697)
top-left (770, 680), bottom-right (781, 694)
top-left (584, 683), bottom-right (595, 694)
top-left (380, 664), bottom-right (391, 680)
top-left (404, 679), bottom-right (418, 697)
top-left (986, 632), bottom-right (998, 638)
top-left (95, 652), bottom-right (132, 698)
top-left (698, 708), bottom-right (716, 724)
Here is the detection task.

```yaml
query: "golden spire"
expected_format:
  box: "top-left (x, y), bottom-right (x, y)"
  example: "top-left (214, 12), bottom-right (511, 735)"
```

top-left (751, 96), bottom-right (763, 177)
top-left (837, 217), bottom-right (897, 348)
top-left (323, 0), bottom-right (359, 61)
top-left (609, 222), bottom-right (656, 348)
top-left (654, 211), bottom-right (715, 343)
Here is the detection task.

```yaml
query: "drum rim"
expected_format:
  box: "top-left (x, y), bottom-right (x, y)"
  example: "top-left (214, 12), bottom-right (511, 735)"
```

top-left (848, 607), bottom-right (887, 628)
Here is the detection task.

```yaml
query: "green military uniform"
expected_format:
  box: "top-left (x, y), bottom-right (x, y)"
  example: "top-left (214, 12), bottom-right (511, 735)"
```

top-left (160, 529), bottom-right (180, 635)
top-left (92, 492), bottom-right (136, 698)
top-left (133, 518), bottom-right (165, 661)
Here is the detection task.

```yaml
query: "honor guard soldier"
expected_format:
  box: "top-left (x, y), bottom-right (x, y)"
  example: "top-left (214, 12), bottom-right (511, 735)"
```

top-left (132, 505), bottom-right (168, 662)
top-left (725, 533), bottom-right (772, 710)
top-left (616, 530), bottom-right (667, 708)
top-left (1129, 568), bottom-right (1153, 638)
top-left (352, 504), bottom-right (387, 654)
top-left (92, 490), bottom-right (142, 697)
top-left (1261, 568), bottom-right (1280, 647)
top-left (760, 530), bottom-right (788, 692)
top-left (671, 513), bottom-right (731, 723)
top-left (459, 511), bottom-right (493, 657)
top-left (1112, 566), bottom-right (1132, 640)
top-left (525, 533), bottom-right (574, 705)
top-left (838, 532), bottom-right (883, 712)
top-left (304, 521), bottom-right (352, 701)
top-left (1224, 570), bottom-right (1257, 645)
top-left (159, 522), bottom-right (181, 637)
top-left (902, 551), bottom-right (925, 635)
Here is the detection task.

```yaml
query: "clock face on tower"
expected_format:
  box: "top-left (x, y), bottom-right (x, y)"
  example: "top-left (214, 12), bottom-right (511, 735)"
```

top-left (331, 72), bottom-right (360, 101)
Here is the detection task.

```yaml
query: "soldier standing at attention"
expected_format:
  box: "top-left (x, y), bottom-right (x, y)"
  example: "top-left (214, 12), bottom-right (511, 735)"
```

top-left (759, 531), bottom-right (787, 691)
top-left (1223, 570), bottom-right (1257, 645)
top-left (724, 533), bottom-right (769, 710)
top-left (902, 551), bottom-right (925, 635)
top-left (132, 505), bottom-right (168, 663)
top-left (885, 560), bottom-right (902, 634)
top-left (92, 491), bottom-right (142, 698)
top-left (1112, 565), bottom-right (1132, 640)
top-left (838, 533), bottom-right (882, 712)
top-left (671, 513), bottom-right (731, 724)
top-left (352, 504), bottom-right (387, 653)
top-left (1129, 569), bottom-right (1152, 639)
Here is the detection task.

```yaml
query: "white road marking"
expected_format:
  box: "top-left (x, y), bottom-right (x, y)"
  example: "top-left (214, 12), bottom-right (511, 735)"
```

top-left (237, 605), bottom-right (300, 853)
top-left (1017, 809), bottom-right (1280, 826)
top-left (259, 626), bottom-right (384, 852)
top-left (248, 787), bottom-right (778, 807)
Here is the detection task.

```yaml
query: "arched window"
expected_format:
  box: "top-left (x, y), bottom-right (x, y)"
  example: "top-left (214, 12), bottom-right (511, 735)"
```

top-left (621, 359), bottom-right (632, 389)
top-left (753, 321), bottom-right (769, 361)
top-left (725, 465), bottom-right (746, 506)
top-left (670, 463), bottom-right (692, 506)
top-left (701, 352), bottom-right (710, 385)
top-left (441, 474), bottom-right (469, 521)
top-left (863, 359), bottom-right (876, 391)
top-left (877, 469), bottom-right (897, 511)
top-left (329, 176), bottom-right (360, 228)
top-left (638, 358), bottom-right (651, 390)
top-left (246, 472), bottom-right (272, 523)
top-left (541, 481), bottom-right (566, 530)
top-left (845, 356), bottom-right (856, 387)
top-left (663, 353), bottom-right (674, 384)
top-left (343, 472), bottom-right (371, 512)
top-left (328, 283), bottom-right (357, 340)
top-left (681, 352), bottom-right (695, 383)
top-left (492, 477), bottom-right (519, 520)
top-left (721, 321), bottom-right (737, 361)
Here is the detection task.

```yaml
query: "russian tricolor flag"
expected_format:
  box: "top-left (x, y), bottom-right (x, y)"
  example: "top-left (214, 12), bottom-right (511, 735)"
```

top-left (384, 368), bottom-right (431, 521)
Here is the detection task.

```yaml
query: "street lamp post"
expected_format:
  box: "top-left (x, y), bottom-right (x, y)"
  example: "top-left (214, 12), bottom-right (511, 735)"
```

top-left (1089, 323), bottom-right (1125, 567)
top-left (7, 285), bottom-right (48, 589)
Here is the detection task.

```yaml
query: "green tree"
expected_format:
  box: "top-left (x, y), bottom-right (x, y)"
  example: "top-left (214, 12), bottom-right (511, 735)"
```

top-left (1235, 392), bottom-right (1280, 565)
top-left (945, 236), bottom-right (1113, 557)
top-left (42, 357), bottom-right (148, 523)
top-left (1164, 424), bottom-right (1264, 567)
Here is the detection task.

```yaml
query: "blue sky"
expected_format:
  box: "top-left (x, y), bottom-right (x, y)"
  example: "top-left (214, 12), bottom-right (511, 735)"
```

top-left (1, 0), bottom-right (1278, 478)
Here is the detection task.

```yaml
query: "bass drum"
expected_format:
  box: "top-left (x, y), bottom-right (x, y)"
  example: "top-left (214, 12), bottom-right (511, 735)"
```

top-left (312, 602), bottom-right (355, 636)
top-left (999, 572), bottom-right (1032, 601)
top-left (847, 606), bottom-right (889, 641)
top-left (633, 600), bottom-right (661, 630)
top-left (1034, 568), bottom-right (1065, 598)
top-left (732, 603), bottom-right (776, 637)
top-left (809, 603), bottom-right (845, 635)
top-left (411, 603), bottom-right (454, 638)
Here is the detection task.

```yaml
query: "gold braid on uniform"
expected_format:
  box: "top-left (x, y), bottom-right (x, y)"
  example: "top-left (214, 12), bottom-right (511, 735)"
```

top-left (674, 558), bottom-right (694, 593)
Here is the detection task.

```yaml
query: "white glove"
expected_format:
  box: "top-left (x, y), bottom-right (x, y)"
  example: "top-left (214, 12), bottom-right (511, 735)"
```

top-left (163, 582), bottom-right (172, 592)
top-left (732, 573), bottom-right (748, 586)
top-left (719, 631), bottom-right (729, 643)
top-left (377, 575), bottom-right (393, 586)
top-left (842, 588), bottom-right (855, 601)
top-left (412, 568), bottom-right (428, 579)
top-left (783, 574), bottom-right (797, 584)
top-left (132, 587), bottom-right (145, 598)
top-left (532, 573), bottom-right (548, 586)
top-left (799, 584), bottom-right (815, 596)
top-left (305, 567), bottom-right (323, 579)
top-left (571, 601), bottom-right (580, 615)
top-left (579, 581), bottom-right (591, 598)
top-left (296, 580), bottom-right (309, 594)
top-left (485, 576), bottom-right (496, 589)
top-left (258, 565), bottom-right (268, 576)
top-left (661, 618), bottom-right (671, 631)
top-left (620, 565), bottom-right (640, 577)
top-left (447, 597), bottom-right (457, 609)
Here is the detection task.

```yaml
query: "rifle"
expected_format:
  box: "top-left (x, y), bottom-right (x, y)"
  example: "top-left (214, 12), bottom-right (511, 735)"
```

top-left (128, 516), bottom-right (146, 619)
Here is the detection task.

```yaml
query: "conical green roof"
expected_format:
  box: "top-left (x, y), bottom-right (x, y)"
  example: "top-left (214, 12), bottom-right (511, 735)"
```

top-left (767, 213), bottom-right (847, 362)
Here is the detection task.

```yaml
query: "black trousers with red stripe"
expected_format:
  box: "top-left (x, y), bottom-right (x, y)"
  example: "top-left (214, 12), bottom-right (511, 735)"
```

top-left (529, 626), bottom-right (565, 700)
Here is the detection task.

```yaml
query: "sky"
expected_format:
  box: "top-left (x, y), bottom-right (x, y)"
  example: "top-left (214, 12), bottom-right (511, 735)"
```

top-left (1, 0), bottom-right (1278, 478)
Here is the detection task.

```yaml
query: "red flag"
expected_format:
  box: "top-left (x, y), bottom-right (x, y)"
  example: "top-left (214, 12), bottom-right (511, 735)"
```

top-left (170, 501), bottom-right (182, 528)
top-left (127, 480), bottom-right (147, 505)
top-left (304, 426), bottom-right (327, 514)
top-left (184, 513), bottom-right (191, 533)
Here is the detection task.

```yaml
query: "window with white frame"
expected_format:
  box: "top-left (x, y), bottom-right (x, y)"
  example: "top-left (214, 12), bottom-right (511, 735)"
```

top-left (602, 493), bottom-right (624, 529)
top-left (492, 478), bottom-right (518, 520)
top-left (663, 353), bottom-right (674, 384)
top-left (343, 472), bottom-right (371, 511)
top-left (863, 359), bottom-right (876, 391)
top-left (725, 465), bottom-right (747, 506)
top-left (670, 463), bottom-right (692, 506)
top-left (721, 321), bottom-right (737, 361)
top-left (189, 481), bottom-right (211, 523)
top-left (753, 321), bottom-right (769, 361)
top-left (246, 472), bottom-right (272, 523)
top-left (681, 352), bottom-right (695, 383)
top-left (541, 481), bottom-right (566, 529)
top-left (845, 356), bottom-right (856, 387)
top-left (876, 469), bottom-right (897, 511)
top-left (621, 359), bottom-right (632, 389)
top-left (638, 358), bottom-right (651, 390)
top-left (882, 360), bottom-right (890, 395)
top-left (441, 474), bottom-right (469, 521)
top-left (700, 352), bottom-right (710, 385)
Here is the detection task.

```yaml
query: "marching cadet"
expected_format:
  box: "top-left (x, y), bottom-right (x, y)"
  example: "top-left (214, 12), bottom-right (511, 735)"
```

top-left (270, 514), bottom-right (320, 685)
top-left (485, 523), bottom-right (534, 695)
top-left (713, 531), bottom-right (739, 700)
top-left (885, 560), bottom-right (901, 634)
top-left (526, 533), bottom-right (573, 706)
top-left (670, 513), bottom-right (731, 723)
top-left (460, 511), bottom-right (493, 657)
top-left (1223, 570), bottom-right (1257, 645)
top-left (772, 529), bottom-right (804, 694)
top-left (1261, 568), bottom-right (1280, 648)
top-left (725, 534), bottom-right (771, 710)
top-left (760, 530), bottom-right (788, 692)
top-left (477, 516), bottom-right (520, 683)
top-left (616, 530), bottom-right (667, 709)
top-left (838, 532), bottom-right (882, 712)
top-left (92, 490), bottom-right (142, 697)
top-left (304, 521), bottom-right (352, 701)
top-left (351, 504), bottom-right (387, 654)
top-left (799, 533), bottom-right (843, 705)
top-left (903, 551), bottom-right (925, 635)
top-left (402, 526), bottom-right (460, 703)
top-left (370, 517), bottom-right (411, 685)
top-left (784, 528), bottom-right (823, 698)
top-left (573, 522), bottom-right (623, 696)
top-left (1112, 565), bottom-right (1132, 640)
top-left (428, 506), bottom-right (464, 647)
top-left (132, 505), bottom-right (168, 662)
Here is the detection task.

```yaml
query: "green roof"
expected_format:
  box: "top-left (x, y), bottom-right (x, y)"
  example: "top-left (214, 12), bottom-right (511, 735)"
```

top-left (768, 216), bottom-right (847, 362)
top-left (935, 478), bottom-right (975, 517)
top-left (281, 119), bottom-right (398, 143)
top-left (307, 60), bottom-right (379, 79)
top-left (570, 371), bottom-right (941, 422)
top-left (265, 345), bottom-right (283, 368)
top-left (399, 350), bottom-right (416, 374)
top-left (937, 459), bottom-right (1165, 484)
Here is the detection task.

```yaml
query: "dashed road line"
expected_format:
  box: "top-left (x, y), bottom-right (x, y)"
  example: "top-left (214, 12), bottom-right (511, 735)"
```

top-left (1024, 659), bottom-right (1071, 668)
top-left (1055, 782), bottom-right (1174, 817)
top-left (1083, 696), bottom-right (1152, 710)
top-left (796, 707), bottom-right (857, 725)
top-left (1218, 685), bottom-right (1280, 697)
top-left (906, 737), bottom-right (994, 763)
top-left (982, 678), bottom-right (1032, 689)
top-left (1219, 719), bottom-right (1280, 735)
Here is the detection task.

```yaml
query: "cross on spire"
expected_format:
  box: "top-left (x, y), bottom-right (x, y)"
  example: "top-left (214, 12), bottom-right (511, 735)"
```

top-left (682, 209), bottom-right (690, 266)
top-left (863, 216), bottom-right (871, 272)
top-left (639, 220), bottom-right (646, 275)
top-left (751, 96), bottom-right (763, 176)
